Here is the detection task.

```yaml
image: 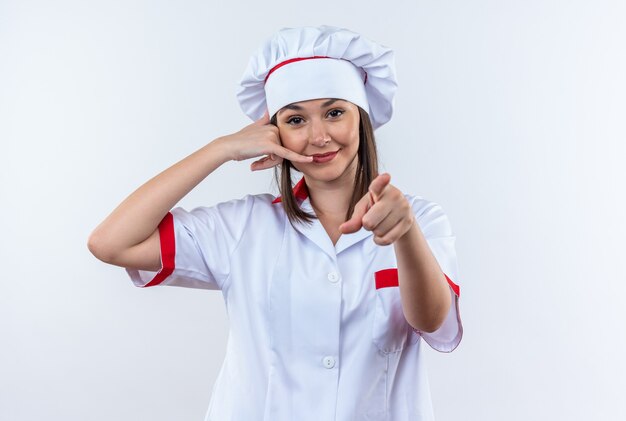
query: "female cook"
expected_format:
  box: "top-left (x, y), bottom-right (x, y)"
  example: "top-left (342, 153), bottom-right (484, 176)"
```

top-left (88, 25), bottom-right (463, 421)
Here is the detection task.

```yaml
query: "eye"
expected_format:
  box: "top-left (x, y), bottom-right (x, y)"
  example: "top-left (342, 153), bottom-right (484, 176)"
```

top-left (328, 109), bottom-right (344, 118)
top-left (286, 116), bottom-right (304, 125)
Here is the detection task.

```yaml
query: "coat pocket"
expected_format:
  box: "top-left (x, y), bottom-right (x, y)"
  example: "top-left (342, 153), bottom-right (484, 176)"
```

top-left (372, 268), bottom-right (412, 354)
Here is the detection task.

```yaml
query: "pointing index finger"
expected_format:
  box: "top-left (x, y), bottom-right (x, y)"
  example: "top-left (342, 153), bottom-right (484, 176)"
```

top-left (339, 193), bottom-right (370, 234)
top-left (369, 173), bottom-right (391, 202)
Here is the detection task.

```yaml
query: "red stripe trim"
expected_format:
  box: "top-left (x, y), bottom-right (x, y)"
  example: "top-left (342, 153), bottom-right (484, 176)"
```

top-left (445, 273), bottom-right (460, 297)
top-left (264, 56), bottom-right (368, 85)
top-left (375, 269), bottom-right (460, 297)
top-left (144, 212), bottom-right (175, 287)
top-left (375, 268), bottom-right (398, 289)
top-left (265, 56), bottom-right (331, 84)
top-left (272, 177), bottom-right (310, 203)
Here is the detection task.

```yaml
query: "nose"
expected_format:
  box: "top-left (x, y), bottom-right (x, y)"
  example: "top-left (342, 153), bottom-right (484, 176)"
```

top-left (308, 120), bottom-right (331, 147)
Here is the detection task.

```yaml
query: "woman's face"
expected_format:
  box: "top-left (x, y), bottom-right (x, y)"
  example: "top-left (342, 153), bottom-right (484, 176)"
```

top-left (275, 98), bottom-right (360, 184)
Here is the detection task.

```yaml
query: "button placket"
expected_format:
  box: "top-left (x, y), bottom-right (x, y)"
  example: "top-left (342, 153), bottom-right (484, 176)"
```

top-left (321, 267), bottom-right (339, 370)
top-left (322, 356), bottom-right (336, 369)
top-left (327, 271), bottom-right (340, 283)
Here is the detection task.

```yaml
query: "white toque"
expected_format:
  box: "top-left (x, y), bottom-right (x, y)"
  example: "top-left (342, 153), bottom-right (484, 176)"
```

top-left (236, 25), bottom-right (398, 130)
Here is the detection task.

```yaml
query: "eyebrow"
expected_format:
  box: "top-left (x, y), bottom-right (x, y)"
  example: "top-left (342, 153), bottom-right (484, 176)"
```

top-left (278, 99), bottom-right (339, 115)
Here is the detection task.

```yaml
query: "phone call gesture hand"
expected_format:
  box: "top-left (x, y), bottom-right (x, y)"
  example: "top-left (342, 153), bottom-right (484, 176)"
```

top-left (220, 110), bottom-right (313, 171)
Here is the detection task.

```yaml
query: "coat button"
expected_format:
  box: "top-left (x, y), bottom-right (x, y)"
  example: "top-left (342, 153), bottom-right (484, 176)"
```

top-left (327, 271), bottom-right (340, 283)
top-left (322, 356), bottom-right (336, 369)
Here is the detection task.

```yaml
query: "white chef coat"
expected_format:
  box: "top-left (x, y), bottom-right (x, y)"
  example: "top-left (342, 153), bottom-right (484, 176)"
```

top-left (126, 178), bottom-right (463, 421)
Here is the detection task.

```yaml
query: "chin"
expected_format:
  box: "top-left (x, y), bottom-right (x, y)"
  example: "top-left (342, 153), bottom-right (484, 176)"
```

top-left (306, 165), bottom-right (356, 184)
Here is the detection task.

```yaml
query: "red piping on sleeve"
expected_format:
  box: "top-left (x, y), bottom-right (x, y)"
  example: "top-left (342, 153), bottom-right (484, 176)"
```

top-left (445, 273), bottom-right (460, 297)
top-left (144, 212), bottom-right (175, 287)
top-left (375, 268), bottom-right (461, 297)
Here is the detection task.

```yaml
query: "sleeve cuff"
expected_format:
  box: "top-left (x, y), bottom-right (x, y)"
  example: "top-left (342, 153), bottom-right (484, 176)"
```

top-left (414, 273), bottom-right (463, 353)
top-left (125, 212), bottom-right (175, 288)
top-left (445, 273), bottom-right (460, 297)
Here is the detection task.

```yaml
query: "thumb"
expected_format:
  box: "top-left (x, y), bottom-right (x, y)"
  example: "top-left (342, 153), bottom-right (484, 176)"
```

top-left (339, 193), bottom-right (370, 234)
top-left (368, 173), bottom-right (391, 203)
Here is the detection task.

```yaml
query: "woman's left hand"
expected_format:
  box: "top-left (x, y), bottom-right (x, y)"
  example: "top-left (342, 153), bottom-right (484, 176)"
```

top-left (339, 173), bottom-right (416, 246)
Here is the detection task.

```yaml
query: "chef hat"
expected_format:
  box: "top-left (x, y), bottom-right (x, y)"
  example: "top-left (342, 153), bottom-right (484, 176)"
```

top-left (236, 25), bottom-right (398, 130)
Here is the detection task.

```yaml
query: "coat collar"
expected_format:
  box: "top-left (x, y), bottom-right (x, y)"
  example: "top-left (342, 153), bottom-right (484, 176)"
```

top-left (273, 177), bottom-right (373, 257)
top-left (272, 177), bottom-right (309, 204)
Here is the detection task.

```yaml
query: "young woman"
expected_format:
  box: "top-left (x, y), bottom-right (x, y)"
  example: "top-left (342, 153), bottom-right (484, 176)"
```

top-left (88, 25), bottom-right (463, 421)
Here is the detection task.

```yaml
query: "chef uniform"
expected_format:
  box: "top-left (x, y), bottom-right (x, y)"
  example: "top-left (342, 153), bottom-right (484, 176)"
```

top-left (126, 25), bottom-right (463, 421)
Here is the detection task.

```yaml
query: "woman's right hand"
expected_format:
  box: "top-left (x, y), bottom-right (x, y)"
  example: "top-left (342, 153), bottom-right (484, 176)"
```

top-left (218, 110), bottom-right (313, 171)
top-left (89, 110), bottom-right (307, 270)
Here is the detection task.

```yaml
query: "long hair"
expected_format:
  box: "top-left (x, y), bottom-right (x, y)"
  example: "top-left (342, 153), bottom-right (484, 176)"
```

top-left (271, 106), bottom-right (378, 226)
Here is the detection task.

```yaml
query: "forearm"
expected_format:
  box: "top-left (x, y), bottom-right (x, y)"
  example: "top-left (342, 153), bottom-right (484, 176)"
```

top-left (394, 222), bottom-right (451, 333)
top-left (88, 137), bottom-right (232, 259)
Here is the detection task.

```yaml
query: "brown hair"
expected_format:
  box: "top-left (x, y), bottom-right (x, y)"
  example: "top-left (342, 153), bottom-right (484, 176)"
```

top-left (271, 106), bottom-right (379, 226)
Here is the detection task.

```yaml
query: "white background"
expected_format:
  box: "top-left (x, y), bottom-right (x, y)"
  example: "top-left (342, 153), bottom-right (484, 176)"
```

top-left (1, 0), bottom-right (625, 420)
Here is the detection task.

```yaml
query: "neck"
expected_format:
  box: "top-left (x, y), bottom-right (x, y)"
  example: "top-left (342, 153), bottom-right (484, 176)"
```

top-left (308, 184), bottom-right (353, 218)
top-left (305, 163), bottom-right (358, 219)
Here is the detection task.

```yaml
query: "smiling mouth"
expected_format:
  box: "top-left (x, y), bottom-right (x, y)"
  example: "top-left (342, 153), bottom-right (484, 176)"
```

top-left (310, 149), bottom-right (340, 163)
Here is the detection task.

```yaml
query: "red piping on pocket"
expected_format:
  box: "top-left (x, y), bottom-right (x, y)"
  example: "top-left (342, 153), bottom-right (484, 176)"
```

top-left (375, 268), bottom-right (398, 289)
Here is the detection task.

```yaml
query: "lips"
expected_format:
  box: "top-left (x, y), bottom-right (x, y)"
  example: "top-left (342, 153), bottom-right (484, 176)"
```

top-left (311, 150), bottom-right (339, 163)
